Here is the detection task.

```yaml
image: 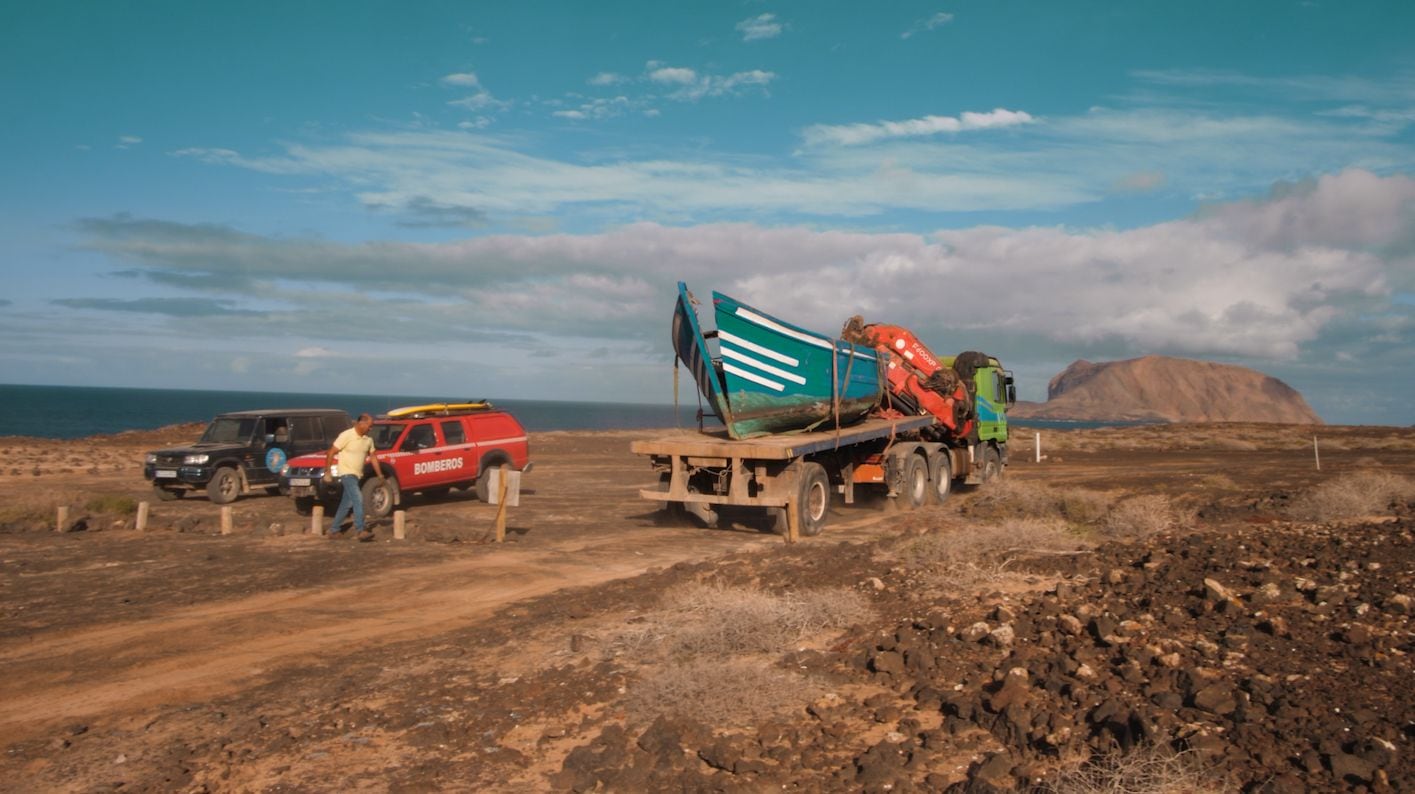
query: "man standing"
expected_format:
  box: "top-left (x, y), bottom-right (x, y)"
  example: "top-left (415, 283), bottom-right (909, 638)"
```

top-left (324, 413), bottom-right (386, 541)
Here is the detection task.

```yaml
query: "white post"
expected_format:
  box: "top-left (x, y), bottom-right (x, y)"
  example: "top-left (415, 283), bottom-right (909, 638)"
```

top-left (1313, 435), bottom-right (1321, 471)
top-left (1035, 432), bottom-right (1041, 463)
top-left (56, 506), bottom-right (68, 533)
top-left (311, 504), bottom-right (324, 535)
top-left (220, 506), bottom-right (233, 535)
top-left (393, 510), bottom-right (406, 540)
top-left (136, 501), bottom-right (149, 531)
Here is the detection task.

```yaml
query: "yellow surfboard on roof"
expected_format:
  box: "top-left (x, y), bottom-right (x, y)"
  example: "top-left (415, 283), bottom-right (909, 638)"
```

top-left (385, 401), bottom-right (492, 418)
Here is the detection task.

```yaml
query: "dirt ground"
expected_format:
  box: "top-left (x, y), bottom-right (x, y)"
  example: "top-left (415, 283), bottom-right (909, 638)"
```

top-left (0, 422), bottom-right (1412, 791)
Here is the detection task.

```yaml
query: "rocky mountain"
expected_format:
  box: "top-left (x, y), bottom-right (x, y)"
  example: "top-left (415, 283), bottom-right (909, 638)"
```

top-left (1010, 355), bottom-right (1323, 423)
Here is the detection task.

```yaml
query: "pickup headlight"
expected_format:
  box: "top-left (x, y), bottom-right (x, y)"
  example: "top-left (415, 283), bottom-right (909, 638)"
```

top-left (145, 453), bottom-right (157, 464)
top-left (183, 454), bottom-right (210, 465)
top-left (280, 463), bottom-right (291, 475)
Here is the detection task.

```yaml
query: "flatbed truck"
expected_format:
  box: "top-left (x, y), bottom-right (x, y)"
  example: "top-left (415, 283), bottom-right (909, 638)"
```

top-left (631, 414), bottom-right (1006, 540)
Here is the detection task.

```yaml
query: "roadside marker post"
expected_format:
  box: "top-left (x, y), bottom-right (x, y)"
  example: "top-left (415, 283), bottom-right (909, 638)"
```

top-left (310, 505), bottom-right (323, 535)
top-left (785, 500), bottom-right (800, 544)
top-left (220, 506), bottom-right (233, 535)
top-left (136, 501), bottom-right (149, 531)
top-left (488, 464), bottom-right (522, 543)
top-left (55, 506), bottom-right (68, 533)
top-left (1314, 436), bottom-right (1321, 471)
top-left (393, 510), bottom-right (406, 540)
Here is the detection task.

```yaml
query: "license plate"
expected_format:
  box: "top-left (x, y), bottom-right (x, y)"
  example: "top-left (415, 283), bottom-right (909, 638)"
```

top-left (156, 470), bottom-right (178, 478)
top-left (289, 477), bottom-right (311, 487)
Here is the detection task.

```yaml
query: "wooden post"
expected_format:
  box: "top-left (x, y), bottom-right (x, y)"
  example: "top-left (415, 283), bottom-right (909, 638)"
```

top-left (136, 501), bottom-right (149, 531)
top-left (1035, 432), bottom-right (1041, 463)
top-left (220, 506), bottom-right (233, 535)
top-left (311, 504), bottom-right (324, 535)
top-left (393, 510), bottom-right (406, 540)
top-left (785, 499), bottom-right (799, 544)
top-left (494, 464), bottom-right (509, 543)
top-left (55, 506), bottom-right (68, 533)
top-left (1313, 435), bottom-right (1321, 471)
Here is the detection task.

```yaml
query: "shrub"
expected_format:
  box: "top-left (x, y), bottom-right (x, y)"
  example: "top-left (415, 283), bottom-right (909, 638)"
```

top-left (1101, 495), bottom-right (1179, 539)
top-left (898, 517), bottom-right (1088, 585)
top-left (85, 494), bottom-right (138, 515)
top-left (627, 658), bottom-right (824, 727)
top-left (1286, 470), bottom-right (1415, 522)
top-left (607, 583), bottom-right (872, 659)
top-left (1041, 745), bottom-right (1227, 794)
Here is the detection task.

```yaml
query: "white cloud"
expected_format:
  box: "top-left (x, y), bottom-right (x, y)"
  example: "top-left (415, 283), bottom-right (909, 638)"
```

top-left (74, 169), bottom-right (1413, 367)
top-left (736, 13), bottom-right (783, 41)
top-left (648, 66), bottom-right (697, 85)
top-left (588, 71), bottom-right (625, 86)
top-left (295, 346), bottom-right (336, 358)
top-left (116, 135), bottom-right (143, 149)
top-left (440, 72), bottom-right (481, 87)
top-left (902, 12), bottom-right (955, 39)
top-left (802, 108), bottom-right (1034, 147)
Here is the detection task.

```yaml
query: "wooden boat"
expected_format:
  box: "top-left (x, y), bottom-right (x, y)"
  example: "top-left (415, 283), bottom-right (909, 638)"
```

top-left (671, 282), bottom-right (884, 439)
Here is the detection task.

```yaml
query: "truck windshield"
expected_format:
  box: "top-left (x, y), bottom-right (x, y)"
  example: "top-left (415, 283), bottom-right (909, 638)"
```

top-left (200, 417), bottom-right (257, 444)
top-left (370, 423), bottom-right (406, 451)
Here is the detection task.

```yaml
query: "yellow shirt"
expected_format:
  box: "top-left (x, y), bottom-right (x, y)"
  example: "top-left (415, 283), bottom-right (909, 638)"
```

top-left (332, 428), bottom-right (375, 477)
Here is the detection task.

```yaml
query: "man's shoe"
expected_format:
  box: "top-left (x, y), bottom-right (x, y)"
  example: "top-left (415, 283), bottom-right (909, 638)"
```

top-left (355, 530), bottom-right (375, 542)
top-left (327, 530), bottom-right (342, 540)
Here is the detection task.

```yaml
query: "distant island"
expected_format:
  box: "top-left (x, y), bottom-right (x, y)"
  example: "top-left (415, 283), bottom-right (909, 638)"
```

top-left (1009, 355), bottom-right (1323, 424)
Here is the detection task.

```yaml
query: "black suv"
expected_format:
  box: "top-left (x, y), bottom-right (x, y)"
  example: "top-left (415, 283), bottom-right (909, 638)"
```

top-left (144, 409), bottom-right (352, 504)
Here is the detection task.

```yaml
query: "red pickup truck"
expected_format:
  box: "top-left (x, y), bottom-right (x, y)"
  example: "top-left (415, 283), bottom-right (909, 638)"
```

top-left (281, 404), bottom-right (530, 517)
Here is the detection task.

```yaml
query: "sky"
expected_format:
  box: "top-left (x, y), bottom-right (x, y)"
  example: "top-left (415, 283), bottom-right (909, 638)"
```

top-left (2, 1), bottom-right (1414, 425)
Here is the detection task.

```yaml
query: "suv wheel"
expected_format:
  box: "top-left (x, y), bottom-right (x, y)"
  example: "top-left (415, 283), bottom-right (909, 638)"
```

top-left (207, 467), bottom-right (241, 504)
top-left (362, 477), bottom-right (399, 519)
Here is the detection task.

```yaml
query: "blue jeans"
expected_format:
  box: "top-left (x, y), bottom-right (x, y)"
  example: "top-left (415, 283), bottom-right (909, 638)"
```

top-left (330, 474), bottom-right (364, 533)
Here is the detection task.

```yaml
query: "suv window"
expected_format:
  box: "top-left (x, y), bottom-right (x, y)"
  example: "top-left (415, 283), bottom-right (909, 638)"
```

top-left (402, 424), bottom-right (436, 451)
top-left (441, 420), bottom-right (466, 445)
top-left (291, 417), bottom-right (323, 443)
top-left (370, 423), bottom-right (405, 450)
top-left (201, 417), bottom-right (256, 444)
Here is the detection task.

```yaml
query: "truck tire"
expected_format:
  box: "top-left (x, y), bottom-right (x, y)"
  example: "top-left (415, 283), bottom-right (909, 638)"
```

top-left (930, 454), bottom-right (953, 505)
top-left (362, 477), bottom-right (399, 519)
top-left (980, 446), bottom-right (1002, 484)
top-left (900, 453), bottom-right (928, 509)
top-left (153, 485), bottom-right (183, 502)
top-left (796, 462), bottom-right (830, 537)
top-left (207, 467), bottom-right (241, 504)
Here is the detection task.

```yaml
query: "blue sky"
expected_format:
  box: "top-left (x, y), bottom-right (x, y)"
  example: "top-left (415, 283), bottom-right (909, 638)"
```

top-left (3, 1), bottom-right (1414, 425)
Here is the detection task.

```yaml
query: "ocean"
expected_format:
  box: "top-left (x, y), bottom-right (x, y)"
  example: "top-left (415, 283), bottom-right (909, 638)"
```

top-left (0, 384), bottom-right (715, 440)
top-left (0, 383), bottom-right (1114, 440)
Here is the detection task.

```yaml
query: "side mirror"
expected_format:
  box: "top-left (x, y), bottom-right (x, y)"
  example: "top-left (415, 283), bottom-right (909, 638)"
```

top-left (1006, 385), bottom-right (1017, 406)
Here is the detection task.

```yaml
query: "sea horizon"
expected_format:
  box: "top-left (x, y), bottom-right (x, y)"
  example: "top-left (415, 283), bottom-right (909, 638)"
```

top-left (1, 382), bottom-right (1153, 440)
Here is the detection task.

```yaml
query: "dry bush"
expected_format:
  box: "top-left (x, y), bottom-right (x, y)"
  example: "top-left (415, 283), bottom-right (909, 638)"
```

top-left (627, 658), bottom-right (824, 727)
top-left (1041, 745), bottom-right (1227, 794)
top-left (608, 583), bottom-right (872, 659)
top-left (1286, 469), bottom-right (1415, 522)
top-left (899, 517), bottom-right (1088, 584)
top-left (85, 493), bottom-right (138, 515)
top-left (968, 480), bottom-right (1115, 532)
top-left (1100, 495), bottom-right (1180, 539)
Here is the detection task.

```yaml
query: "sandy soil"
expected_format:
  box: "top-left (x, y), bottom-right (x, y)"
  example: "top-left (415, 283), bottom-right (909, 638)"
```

top-left (0, 422), bottom-right (1412, 791)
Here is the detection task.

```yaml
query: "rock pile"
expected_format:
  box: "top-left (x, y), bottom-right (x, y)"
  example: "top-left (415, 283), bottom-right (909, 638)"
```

top-left (554, 517), bottom-right (1413, 791)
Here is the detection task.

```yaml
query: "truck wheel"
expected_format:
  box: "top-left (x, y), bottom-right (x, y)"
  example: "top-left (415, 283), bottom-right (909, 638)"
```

top-left (980, 446), bottom-right (1003, 484)
top-left (796, 462), bottom-right (830, 537)
top-left (153, 485), bottom-right (183, 502)
top-left (362, 477), bottom-right (399, 519)
top-left (207, 467), bottom-right (241, 504)
top-left (930, 455), bottom-right (953, 505)
top-left (900, 454), bottom-right (928, 509)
